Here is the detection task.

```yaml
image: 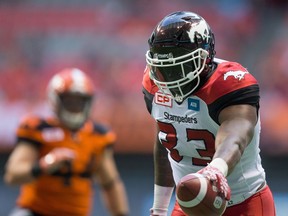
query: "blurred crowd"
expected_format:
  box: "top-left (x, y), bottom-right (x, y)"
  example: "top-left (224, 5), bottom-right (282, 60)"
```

top-left (0, 0), bottom-right (287, 154)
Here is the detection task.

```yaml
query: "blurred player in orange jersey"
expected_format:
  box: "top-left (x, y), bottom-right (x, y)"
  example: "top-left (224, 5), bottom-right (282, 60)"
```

top-left (4, 68), bottom-right (129, 216)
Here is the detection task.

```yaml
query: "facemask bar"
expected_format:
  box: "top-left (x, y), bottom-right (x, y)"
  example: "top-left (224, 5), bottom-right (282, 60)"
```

top-left (146, 48), bottom-right (208, 102)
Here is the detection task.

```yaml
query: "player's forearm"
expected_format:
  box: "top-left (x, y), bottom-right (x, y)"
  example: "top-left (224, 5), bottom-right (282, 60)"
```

top-left (214, 119), bottom-right (255, 174)
top-left (215, 104), bottom-right (257, 174)
top-left (101, 179), bottom-right (129, 216)
top-left (214, 138), bottom-right (243, 174)
top-left (4, 162), bottom-right (35, 185)
top-left (154, 140), bottom-right (174, 187)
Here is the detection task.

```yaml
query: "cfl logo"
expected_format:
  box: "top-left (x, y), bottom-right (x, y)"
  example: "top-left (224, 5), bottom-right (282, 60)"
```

top-left (155, 92), bottom-right (172, 107)
top-left (213, 196), bottom-right (223, 209)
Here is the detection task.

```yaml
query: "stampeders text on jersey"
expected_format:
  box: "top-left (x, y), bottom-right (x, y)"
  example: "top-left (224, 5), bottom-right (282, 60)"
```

top-left (164, 112), bottom-right (197, 124)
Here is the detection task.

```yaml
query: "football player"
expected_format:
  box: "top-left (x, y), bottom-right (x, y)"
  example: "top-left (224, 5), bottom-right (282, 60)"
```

top-left (4, 68), bottom-right (129, 216)
top-left (143, 11), bottom-right (276, 216)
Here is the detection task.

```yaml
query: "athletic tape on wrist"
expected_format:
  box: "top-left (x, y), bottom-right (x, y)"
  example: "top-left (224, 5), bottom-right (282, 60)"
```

top-left (152, 184), bottom-right (174, 210)
top-left (209, 158), bottom-right (228, 177)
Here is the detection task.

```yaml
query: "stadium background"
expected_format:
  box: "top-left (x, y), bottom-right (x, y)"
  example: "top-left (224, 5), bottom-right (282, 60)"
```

top-left (0, 0), bottom-right (287, 215)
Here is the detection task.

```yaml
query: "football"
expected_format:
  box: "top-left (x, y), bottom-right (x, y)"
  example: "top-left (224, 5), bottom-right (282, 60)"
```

top-left (176, 173), bottom-right (227, 216)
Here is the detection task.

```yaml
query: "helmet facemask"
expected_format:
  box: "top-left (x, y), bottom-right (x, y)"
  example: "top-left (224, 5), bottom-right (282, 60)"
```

top-left (56, 93), bottom-right (93, 130)
top-left (146, 48), bottom-right (209, 102)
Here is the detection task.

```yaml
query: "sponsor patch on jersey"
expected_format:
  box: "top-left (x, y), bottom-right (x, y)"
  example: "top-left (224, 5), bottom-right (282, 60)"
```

top-left (188, 98), bottom-right (200, 111)
top-left (154, 92), bottom-right (173, 107)
top-left (42, 128), bottom-right (65, 142)
top-left (224, 70), bottom-right (248, 81)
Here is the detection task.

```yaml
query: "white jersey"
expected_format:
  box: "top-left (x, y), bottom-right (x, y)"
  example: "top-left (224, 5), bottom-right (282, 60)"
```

top-left (142, 60), bottom-right (266, 206)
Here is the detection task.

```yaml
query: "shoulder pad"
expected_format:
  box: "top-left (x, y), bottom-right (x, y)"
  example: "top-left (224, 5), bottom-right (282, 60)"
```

top-left (19, 114), bottom-right (45, 130)
top-left (142, 66), bottom-right (158, 95)
top-left (196, 61), bottom-right (258, 104)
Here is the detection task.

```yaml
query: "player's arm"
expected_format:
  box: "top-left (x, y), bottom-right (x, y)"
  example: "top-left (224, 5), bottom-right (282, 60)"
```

top-left (214, 104), bottom-right (258, 174)
top-left (154, 127), bottom-right (175, 187)
top-left (150, 126), bottom-right (175, 216)
top-left (4, 141), bottom-right (75, 185)
top-left (94, 146), bottom-right (129, 216)
top-left (4, 142), bottom-right (39, 184)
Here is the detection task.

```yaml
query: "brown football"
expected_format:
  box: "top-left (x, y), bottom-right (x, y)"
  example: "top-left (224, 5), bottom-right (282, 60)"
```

top-left (176, 173), bottom-right (227, 216)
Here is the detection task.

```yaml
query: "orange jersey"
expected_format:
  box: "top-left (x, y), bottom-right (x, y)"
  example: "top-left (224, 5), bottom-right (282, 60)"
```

top-left (15, 115), bottom-right (116, 216)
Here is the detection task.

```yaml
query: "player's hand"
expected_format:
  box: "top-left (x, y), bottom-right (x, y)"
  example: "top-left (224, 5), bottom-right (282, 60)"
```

top-left (39, 147), bottom-right (76, 174)
top-left (197, 166), bottom-right (231, 200)
top-left (150, 208), bottom-right (168, 216)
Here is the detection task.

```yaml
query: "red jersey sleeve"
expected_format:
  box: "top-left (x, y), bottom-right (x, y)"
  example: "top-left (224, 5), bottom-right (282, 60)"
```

top-left (195, 62), bottom-right (259, 105)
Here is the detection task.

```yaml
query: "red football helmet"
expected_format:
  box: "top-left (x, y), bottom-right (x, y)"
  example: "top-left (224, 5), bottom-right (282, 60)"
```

top-left (146, 11), bottom-right (215, 102)
top-left (47, 68), bottom-right (95, 130)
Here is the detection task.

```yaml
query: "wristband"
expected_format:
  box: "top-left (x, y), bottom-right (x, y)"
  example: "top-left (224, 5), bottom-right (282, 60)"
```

top-left (31, 162), bottom-right (43, 178)
top-left (152, 185), bottom-right (174, 212)
top-left (209, 158), bottom-right (228, 177)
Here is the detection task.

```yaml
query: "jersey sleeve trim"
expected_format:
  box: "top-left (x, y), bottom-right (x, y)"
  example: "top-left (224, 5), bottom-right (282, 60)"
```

top-left (16, 137), bottom-right (42, 149)
top-left (208, 84), bottom-right (260, 124)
